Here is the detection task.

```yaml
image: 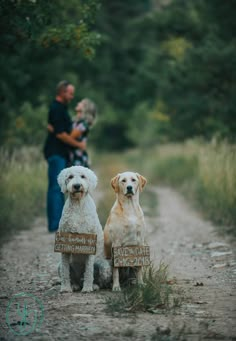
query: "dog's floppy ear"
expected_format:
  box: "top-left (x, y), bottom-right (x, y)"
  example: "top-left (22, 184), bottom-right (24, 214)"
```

top-left (136, 173), bottom-right (147, 192)
top-left (86, 168), bottom-right (98, 192)
top-left (111, 174), bottom-right (120, 193)
top-left (57, 168), bottom-right (68, 193)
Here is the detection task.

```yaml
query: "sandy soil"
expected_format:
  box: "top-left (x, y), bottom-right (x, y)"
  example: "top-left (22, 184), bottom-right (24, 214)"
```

top-left (0, 187), bottom-right (235, 341)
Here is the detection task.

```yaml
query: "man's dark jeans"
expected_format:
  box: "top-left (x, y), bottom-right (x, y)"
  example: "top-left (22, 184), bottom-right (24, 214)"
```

top-left (46, 155), bottom-right (66, 232)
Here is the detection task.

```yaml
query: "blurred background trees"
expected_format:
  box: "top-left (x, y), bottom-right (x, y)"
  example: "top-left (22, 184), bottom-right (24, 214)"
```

top-left (1, 0), bottom-right (235, 149)
top-left (1, 0), bottom-right (235, 236)
top-left (0, 0), bottom-right (101, 145)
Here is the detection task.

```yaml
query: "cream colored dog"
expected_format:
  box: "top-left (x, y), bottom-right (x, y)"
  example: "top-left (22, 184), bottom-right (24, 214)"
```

top-left (104, 171), bottom-right (147, 291)
top-left (57, 166), bottom-right (111, 293)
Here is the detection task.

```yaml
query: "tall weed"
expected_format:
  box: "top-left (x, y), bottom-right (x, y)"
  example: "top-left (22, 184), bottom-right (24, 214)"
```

top-left (196, 142), bottom-right (236, 231)
top-left (0, 147), bottom-right (47, 241)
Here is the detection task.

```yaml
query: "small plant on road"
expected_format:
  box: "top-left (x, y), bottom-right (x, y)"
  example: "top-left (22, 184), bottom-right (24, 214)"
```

top-left (106, 262), bottom-right (179, 314)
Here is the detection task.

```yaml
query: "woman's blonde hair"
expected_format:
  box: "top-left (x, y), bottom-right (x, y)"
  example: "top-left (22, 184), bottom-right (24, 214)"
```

top-left (80, 98), bottom-right (97, 126)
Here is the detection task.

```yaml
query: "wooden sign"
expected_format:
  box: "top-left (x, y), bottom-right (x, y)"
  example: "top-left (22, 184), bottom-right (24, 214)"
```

top-left (112, 245), bottom-right (150, 268)
top-left (54, 232), bottom-right (97, 255)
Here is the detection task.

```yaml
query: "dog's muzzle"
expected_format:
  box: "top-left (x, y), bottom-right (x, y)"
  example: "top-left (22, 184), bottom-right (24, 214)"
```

top-left (72, 183), bottom-right (82, 193)
top-left (125, 186), bottom-right (134, 196)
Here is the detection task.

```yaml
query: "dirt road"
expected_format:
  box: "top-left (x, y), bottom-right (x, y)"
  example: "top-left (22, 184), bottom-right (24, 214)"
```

top-left (0, 187), bottom-right (235, 340)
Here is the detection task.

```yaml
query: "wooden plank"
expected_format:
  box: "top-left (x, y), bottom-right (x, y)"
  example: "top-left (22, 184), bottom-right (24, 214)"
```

top-left (112, 245), bottom-right (150, 268)
top-left (54, 232), bottom-right (97, 255)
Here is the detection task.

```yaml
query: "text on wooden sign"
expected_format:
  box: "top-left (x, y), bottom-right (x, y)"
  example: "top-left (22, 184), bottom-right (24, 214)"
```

top-left (112, 245), bottom-right (150, 267)
top-left (54, 232), bottom-right (97, 255)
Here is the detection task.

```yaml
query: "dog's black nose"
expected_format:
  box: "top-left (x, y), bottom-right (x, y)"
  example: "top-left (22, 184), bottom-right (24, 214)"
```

top-left (73, 184), bottom-right (81, 191)
top-left (127, 186), bottom-right (133, 192)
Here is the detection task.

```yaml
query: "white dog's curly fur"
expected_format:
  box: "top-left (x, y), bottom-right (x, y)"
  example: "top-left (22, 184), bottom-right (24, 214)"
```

top-left (57, 166), bottom-right (111, 293)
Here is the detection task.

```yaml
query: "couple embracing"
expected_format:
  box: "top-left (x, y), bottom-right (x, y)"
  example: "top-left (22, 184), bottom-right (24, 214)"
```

top-left (43, 80), bottom-right (97, 233)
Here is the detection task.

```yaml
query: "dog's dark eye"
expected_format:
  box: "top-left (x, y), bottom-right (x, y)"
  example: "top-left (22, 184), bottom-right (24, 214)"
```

top-left (122, 179), bottom-right (126, 183)
top-left (81, 174), bottom-right (86, 179)
top-left (68, 175), bottom-right (74, 180)
top-left (131, 178), bottom-right (136, 182)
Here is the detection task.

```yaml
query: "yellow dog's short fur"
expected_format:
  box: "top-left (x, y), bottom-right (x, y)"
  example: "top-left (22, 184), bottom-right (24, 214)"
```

top-left (104, 171), bottom-right (147, 291)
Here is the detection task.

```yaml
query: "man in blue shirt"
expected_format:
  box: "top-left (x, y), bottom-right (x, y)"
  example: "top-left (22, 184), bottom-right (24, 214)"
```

top-left (44, 80), bottom-right (85, 232)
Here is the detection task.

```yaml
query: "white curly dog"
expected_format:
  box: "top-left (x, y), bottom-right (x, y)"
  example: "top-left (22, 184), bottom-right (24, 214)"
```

top-left (57, 165), bottom-right (111, 293)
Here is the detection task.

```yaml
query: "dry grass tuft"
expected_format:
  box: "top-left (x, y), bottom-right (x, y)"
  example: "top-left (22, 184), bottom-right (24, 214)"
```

top-left (106, 263), bottom-right (180, 314)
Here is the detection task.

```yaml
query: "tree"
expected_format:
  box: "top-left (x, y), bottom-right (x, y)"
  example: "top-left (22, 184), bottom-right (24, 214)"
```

top-left (2, 0), bottom-right (235, 148)
top-left (0, 0), bottom-right (101, 144)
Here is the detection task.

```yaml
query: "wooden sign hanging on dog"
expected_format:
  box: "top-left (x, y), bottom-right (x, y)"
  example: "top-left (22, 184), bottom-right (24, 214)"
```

top-left (112, 245), bottom-right (150, 267)
top-left (54, 232), bottom-right (97, 255)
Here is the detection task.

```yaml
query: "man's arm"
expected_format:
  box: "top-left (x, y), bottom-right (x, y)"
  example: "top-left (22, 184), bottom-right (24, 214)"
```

top-left (70, 128), bottom-right (83, 139)
top-left (47, 124), bottom-right (82, 139)
top-left (56, 132), bottom-right (86, 150)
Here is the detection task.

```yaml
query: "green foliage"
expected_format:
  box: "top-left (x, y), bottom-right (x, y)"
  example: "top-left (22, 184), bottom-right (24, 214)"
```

top-left (0, 0), bottom-right (101, 143)
top-left (0, 0), bottom-right (101, 54)
top-left (91, 103), bottom-right (133, 150)
top-left (163, 35), bottom-right (236, 140)
top-left (130, 0), bottom-right (236, 143)
top-left (84, 0), bottom-right (236, 147)
top-left (5, 100), bottom-right (48, 147)
top-left (127, 101), bottom-right (171, 147)
top-left (0, 0), bottom-right (54, 53)
top-left (1, 0), bottom-right (235, 149)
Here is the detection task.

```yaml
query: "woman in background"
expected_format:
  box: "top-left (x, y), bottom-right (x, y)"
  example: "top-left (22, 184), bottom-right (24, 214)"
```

top-left (69, 98), bottom-right (97, 168)
top-left (47, 98), bottom-right (97, 168)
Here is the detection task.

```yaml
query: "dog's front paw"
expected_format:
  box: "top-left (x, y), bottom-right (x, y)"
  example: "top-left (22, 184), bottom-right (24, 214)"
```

top-left (81, 286), bottom-right (93, 293)
top-left (60, 285), bottom-right (72, 293)
top-left (112, 285), bottom-right (121, 292)
top-left (72, 284), bottom-right (81, 292)
top-left (93, 284), bottom-right (100, 291)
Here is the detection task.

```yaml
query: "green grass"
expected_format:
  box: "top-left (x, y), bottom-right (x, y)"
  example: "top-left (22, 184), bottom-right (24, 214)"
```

top-left (0, 147), bottom-right (47, 241)
top-left (105, 263), bottom-right (179, 314)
